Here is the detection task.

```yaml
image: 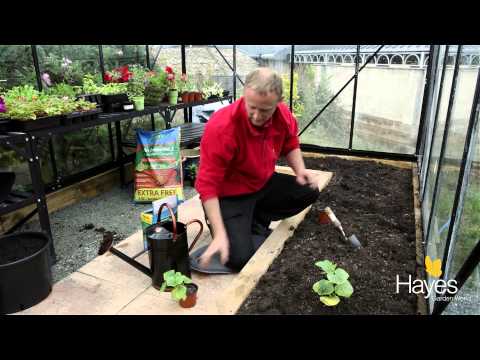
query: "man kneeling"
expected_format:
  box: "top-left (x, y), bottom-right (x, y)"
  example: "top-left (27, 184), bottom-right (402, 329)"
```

top-left (195, 67), bottom-right (321, 271)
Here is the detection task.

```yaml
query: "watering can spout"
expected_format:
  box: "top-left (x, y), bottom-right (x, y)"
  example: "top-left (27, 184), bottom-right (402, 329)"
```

top-left (98, 232), bottom-right (152, 277)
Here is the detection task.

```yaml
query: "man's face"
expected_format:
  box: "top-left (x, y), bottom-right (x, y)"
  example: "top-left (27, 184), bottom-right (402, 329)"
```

top-left (244, 87), bottom-right (279, 127)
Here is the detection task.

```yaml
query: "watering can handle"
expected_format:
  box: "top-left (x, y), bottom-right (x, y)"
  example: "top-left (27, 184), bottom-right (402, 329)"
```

top-left (185, 219), bottom-right (204, 253)
top-left (158, 202), bottom-right (177, 240)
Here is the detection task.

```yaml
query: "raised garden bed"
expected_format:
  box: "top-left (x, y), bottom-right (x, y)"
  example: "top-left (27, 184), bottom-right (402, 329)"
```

top-left (237, 156), bottom-right (418, 315)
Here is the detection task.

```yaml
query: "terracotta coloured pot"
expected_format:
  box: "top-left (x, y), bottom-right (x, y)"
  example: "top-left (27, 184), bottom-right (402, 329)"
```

top-left (179, 283), bottom-right (198, 308)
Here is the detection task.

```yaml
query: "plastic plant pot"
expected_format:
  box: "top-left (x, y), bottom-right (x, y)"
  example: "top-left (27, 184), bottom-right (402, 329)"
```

top-left (0, 232), bottom-right (53, 314)
top-left (133, 96), bottom-right (145, 111)
top-left (179, 283), bottom-right (198, 308)
top-left (168, 90), bottom-right (178, 105)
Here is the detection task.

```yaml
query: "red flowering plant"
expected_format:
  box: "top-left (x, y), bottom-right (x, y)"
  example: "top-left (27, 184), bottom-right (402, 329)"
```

top-left (177, 73), bottom-right (188, 93)
top-left (104, 65), bottom-right (132, 83)
top-left (165, 66), bottom-right (177, 91)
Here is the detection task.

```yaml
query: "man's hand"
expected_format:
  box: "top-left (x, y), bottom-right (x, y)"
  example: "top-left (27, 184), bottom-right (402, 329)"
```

top-left (198, 233), bottom-right (230, 268)
top-left (295, 169), bottom-right (318, 190)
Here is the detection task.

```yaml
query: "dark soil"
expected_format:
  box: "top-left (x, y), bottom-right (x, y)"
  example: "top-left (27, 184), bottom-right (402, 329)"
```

top-left (237, 157), bottom-right (418, 315)
top-left (0, 234), bottom-right (47, 265)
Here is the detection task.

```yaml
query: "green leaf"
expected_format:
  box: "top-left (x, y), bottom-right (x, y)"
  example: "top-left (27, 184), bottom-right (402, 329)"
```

top-left (312, 280), bottom-right (334, 296)
top-left (320, 295), bottom-right (340, 306)
top-left (171, 285), bottom-right (187, 301)
top-left (163, 270), bottom-right (176, 286)
top-left (315, 260), bottom-right (337, 274)
top-left (159, 282), bottom-right (167, 292)
top-left (335, 280), bottom-right (354, 298)
top-left (327, 268), bottom-right (350, 284)
top-left (174, 272), bottom-right (187, 286)
top-left (182, 275), bottom-right (193, 284)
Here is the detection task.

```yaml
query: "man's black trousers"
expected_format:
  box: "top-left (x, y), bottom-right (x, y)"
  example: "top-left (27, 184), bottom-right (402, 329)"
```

top-left (206, 172), bottom-right (320, 271)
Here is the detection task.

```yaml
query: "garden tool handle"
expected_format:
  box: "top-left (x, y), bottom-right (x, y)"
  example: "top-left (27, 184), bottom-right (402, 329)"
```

top-left (325, 207), bottom-right (341, 227)
top-left (158, 202), bottom-right (177, 240)
top-left (185, 219), bottom-right (204, 253)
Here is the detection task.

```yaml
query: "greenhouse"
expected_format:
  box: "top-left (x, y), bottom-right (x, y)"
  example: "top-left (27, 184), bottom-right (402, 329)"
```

top-left (0, 45), bottom-right (478, 315)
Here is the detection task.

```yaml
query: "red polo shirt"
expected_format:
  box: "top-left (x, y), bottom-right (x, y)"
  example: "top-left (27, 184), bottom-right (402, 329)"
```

top-left (195, 97), bottom-right (300, 202)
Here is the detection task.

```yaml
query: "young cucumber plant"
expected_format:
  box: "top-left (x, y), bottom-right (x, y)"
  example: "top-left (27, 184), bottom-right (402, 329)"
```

top-left (313, 260), bottom-right (353, 306)
top-left (159, 270), bottom-right (193, 302)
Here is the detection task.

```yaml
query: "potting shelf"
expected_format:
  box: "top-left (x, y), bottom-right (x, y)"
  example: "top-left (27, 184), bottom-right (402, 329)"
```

top-left (0, 96), bottom-right (233, 262)
top-left (0, 190), bottom-right (36, 217)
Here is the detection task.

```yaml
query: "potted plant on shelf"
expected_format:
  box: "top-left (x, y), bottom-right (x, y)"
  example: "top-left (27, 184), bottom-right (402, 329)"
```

top-left (101, 66), bottom-right (132, 112)
top-left (202, 80), bottom-right (224, 100)
top-left (127, 65), bottom-right (147, 111)
top-left (0, 85), bottom-right (100, 130)
top-left (144, 70), bottom-right (168, 106)
top-left (165, 66), bottom-right (178, 105)
top-left (177, 73), bottom-right (188, 103)
top-left (312, 260), bottom-right (353, 306)
top-left (159, 269), bottom-right (199, 308)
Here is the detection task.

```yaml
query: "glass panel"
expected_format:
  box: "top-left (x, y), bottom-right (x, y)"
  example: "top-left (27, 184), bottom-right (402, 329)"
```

top-left (102, 45), bottom-right (146, 70)
top-left (182, 45), bottom-right (237, 125)
top-left (0, 143), bottom-right (32, 193)
top-left (294, 45), bottom-right (355, 148)
top-left (299, 79), bottom-right (353, 148)
top-left (353, 45), bottom-right (429, 154)
top-left (236, 45), bottom-right (290, 100)
top-left (448, 109), bottom-right (480, 280)
top-left (426, 46), bottom-right (479, 307)
top-left (443, 263), bottom-right (480, 315)
top-left (52, 125), bottom-right (114, 178)
top-left (420, 46), bottom-right (447, 193)
top-left (0, 45), bottom-right (37, 90)
top-left (37, 45), bottom-right (101, 86)
top-left (422, 47), bottom-right (459, 232)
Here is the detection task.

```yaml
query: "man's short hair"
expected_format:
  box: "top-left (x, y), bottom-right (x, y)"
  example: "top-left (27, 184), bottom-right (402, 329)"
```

top-left (244, 67), bottom-right (283, 100)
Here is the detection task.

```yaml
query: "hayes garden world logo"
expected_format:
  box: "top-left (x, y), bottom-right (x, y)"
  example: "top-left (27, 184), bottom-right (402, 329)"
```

top-left (396, 256), bottom-right (459, 299)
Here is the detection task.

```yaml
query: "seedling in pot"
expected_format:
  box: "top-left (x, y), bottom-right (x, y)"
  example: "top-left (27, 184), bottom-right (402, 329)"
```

top-left (159, 270), bottom-right (198, 308)
top-left (312, 260), bottom-right (353, 306)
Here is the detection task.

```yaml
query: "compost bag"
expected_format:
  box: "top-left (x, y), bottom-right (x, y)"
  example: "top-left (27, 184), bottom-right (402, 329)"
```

top-left (134, 128), bottom-right (184, 203)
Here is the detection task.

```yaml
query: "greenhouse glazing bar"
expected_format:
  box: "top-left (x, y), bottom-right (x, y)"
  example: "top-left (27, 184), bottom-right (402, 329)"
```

top-left (348, 45), bottom-right (360, 150)
top-left (438, 66), bottom-right (480, 287)
top-left (425, 46), bottom-right (463, 249)
top-left (233, 45), bottom-right (237, 100)
top-left (416, 45), bottom-right (437, 156)
top-left (289, 45), bottom-right (294, 112)
top-left (421, 46), bottom-right (450, 202)
top-left (212, 45), bottom-right (244, 86)
top-left (31, 45), bottom-right (43, 91)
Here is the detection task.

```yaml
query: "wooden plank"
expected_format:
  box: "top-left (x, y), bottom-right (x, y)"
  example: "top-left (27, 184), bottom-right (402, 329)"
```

top-left (302, 151), bottom-right (413, 169)
top-left (215, 206), bottom-right (312, 315)
top-left (216, 166), bottom-right (333, 315)
top-left (412, 165), bottom-right (428, 315)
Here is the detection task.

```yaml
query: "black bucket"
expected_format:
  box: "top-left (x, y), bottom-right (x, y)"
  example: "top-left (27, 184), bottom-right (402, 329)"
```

top-left (0, 232), bottom-right (52, 314)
